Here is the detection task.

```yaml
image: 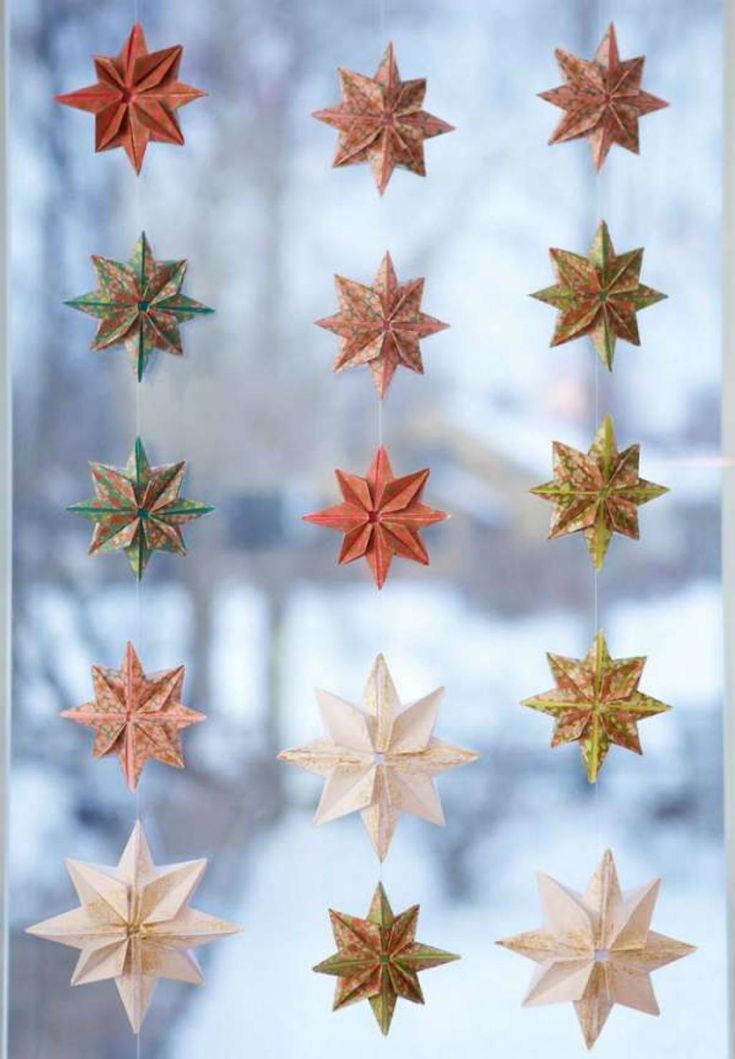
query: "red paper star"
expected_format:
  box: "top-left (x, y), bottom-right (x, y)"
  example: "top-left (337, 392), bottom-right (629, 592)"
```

top-left (313, 42), bottom-right (454, 195)
top-left (56, 23), bottom-right (206, 173)
top-left (303, 445), bottom-right (447, 589)
top-left (61, 642), bottom-right (204, 790)
top-left (316, 252), bottom-right (448, 398)
top-left (539, 23), bottom-right (668, 171)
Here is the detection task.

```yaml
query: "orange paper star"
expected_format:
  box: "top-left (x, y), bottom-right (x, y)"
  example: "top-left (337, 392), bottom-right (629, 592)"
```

top-left (303, 445), bottom-right (447, 589)
top-left (316, 252), bottom-right (448, 398)
top-left (313, 42), bottom-right (454, 195)
top-left (539, 23), bottom-right (668, 171)
top-left (56, 23), bottom-right (206, 173)
top-left (61, 642), bottom-right (204, 790)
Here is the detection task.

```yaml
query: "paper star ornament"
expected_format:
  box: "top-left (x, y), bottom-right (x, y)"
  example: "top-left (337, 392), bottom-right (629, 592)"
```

top-left (61, 642), bottom-right (204, 791)
top-left (313, 42), bottom-right (454, 195)
top-left (314, 882), bottom-right (458, 1035)
top-left (56, 23), bottom-right (206, 173)
top-left (26, 822), bottom-right (240, 1033)
top-left (540, 23), bottom-right (668, 171)
top-left (67, 232), bottom-right (213, 380)
top-left (279, 654), bottom-right (477, 860)
top-left (532, 220), bottom-right (666, 370)
top-left (68, 437), bottom-right (214, 579)
top-left (316, 251), bottom-right (448, 398)
top-left (531, 415), bottom-right (667, 569)
top-left (497, 850), bottom-right (695, 1049)
top-left (304, 445), bottom-right (447, 589)
top-left (522, 631), bottom-right (670, 782)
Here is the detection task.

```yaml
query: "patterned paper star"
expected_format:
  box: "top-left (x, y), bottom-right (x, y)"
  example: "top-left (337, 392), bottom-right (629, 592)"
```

top-left (540, 23), bottom-right (668, 171)
top-left (313, 42), bottom-right (454, 195)
top-left (67, 232), bottom-right (213, 381)
top-left (61, 642), bottom-right (205, 791)
top-left (68, 437), bottom-right (214, 579)
top-left (314, 882), bottom-right (459, 1035)
top-left (316, 251), bottom-right (448, 398)
top-left (303, 445), bottom-right (447, 589)
top-left (531, 415), bottom-right (667, 569)
top-left (27, 822), bottom-right (240, 1033)
top-left (531, 220), bottom-right (666, 370)
top-left (497, 850), bottom-right (695, 1049)
top-left (56, 23), bottom-right (206, 173)
top-left (279, 654), bottom-right (477, 860)
top-left (522, 631), bottom-right (670, 782)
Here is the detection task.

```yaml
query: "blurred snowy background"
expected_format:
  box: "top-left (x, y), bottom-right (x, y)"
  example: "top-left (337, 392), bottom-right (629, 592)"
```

top-left (8, 0), bottom-right (726, 1056)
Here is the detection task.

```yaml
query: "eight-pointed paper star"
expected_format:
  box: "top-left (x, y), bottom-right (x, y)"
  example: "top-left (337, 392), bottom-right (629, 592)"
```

top-left (531, 220), bottom-right (666, 370)
top-left (316, 251), bottom-right (449, 398)
top-left (61, 642), bottom-right (205, 791)
top-left (279, 654), bottom-right (477, 860)
top-left (67, 232), bottom-right (213, 381)
top-left (314, 882), bottom-right (459, 1035)
top-left (68, 437), bottom-right (214, 579)
top-left (522, 631), bottom-right (670, 782)
top-left (313, 42), bottom-right (454, 195)
top-left (540, 22), bottom-right (668, 172)
top-left (303, 445), bottom-right (447, 589)
top-left (531, 415), bottom-right (667, 570)
top-left (56, 23), bottom-right (206, 173)
top-left (497, 850), bottom-right (695, 1049)
top-left (26, 822), bottom-right (240, 1033)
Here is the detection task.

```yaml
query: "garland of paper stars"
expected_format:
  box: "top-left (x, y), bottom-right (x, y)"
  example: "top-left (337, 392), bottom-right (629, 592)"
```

top-left (28, 22), bottom-right (241, 1037)
top-left (496, 22), bottom-right (694, 1051)
top-left (283, 40), bottom-right (475, 1036)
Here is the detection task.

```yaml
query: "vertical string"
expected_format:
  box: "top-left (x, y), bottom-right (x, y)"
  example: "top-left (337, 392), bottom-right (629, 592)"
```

top-left (377, 0), bottom-right (387, 893)
top-left (592, 0), bottom-right (604, 853)
top-left (133, 2), bottom-right (142, 1046)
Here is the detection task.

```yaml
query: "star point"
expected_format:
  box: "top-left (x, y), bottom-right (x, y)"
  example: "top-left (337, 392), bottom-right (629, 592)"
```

top-left (497, 850), bottom-right (695, 1049)
top-left (539, 22), bottom-right (668, 171)
top-left (278, 654), bottom-right (477, 860)
top-left (531, 415), bottom-right (668, 569)
top-left (314, 882), bottom-right (459, 1035)
top-left (26, 821), bottom-right (240, 1033)
top-left (56, 22), bottom-right (206, 173)
top-left (313, 42), bottom-right (454, 195)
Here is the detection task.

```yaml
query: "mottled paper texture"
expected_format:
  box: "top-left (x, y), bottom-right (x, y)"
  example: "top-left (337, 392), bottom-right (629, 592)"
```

top-left (314, 882), bottom-right (458, 1035)
top-left (56, 22), bottom-right (206, 173)
top-left (313, 42), bottom-right (453, 195)
top-left (539, 22), bottom-right (668, 171)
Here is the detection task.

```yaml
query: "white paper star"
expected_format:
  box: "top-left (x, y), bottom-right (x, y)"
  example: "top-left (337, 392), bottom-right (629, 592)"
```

top-left (278, 654), bottom-right (478, 860)
top-left (497, 849), bottom-right (695, 1048)
top-left (26, 821), bottom-right (240, 1032)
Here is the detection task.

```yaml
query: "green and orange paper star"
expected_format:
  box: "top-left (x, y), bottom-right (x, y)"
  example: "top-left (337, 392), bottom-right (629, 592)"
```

top-left (531, 415), bottom-right (667, 569)
top-left (532, 221), bottom-right (665, 370)
top-left (314, 883), bottom-right (458, 1035)
top-left (68, 437), bottom-right (213, 578)
top-left (67, 232), bottom-right (213, 380)
top-left (522, 631), bottom-right (670, 782)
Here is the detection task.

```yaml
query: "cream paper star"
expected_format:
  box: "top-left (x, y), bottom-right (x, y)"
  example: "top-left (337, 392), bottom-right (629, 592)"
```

top-left (278, 654), bottom-right (478, 860)
top-left (26, 822), bottom-right (240, 1032)
top-left (497, 850), bottom-right (695, 1049)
